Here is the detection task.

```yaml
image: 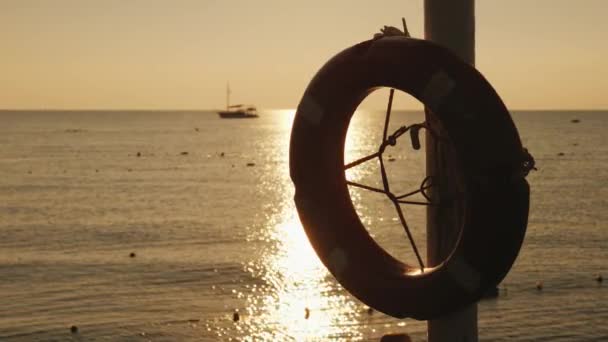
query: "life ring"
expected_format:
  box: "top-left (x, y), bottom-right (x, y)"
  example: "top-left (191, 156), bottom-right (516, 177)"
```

top-left (289, 37), bottom-right (531, 320)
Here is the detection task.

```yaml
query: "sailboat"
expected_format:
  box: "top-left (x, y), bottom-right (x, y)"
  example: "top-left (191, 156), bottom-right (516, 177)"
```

top-left (218, 83), bottom-right (259, 119)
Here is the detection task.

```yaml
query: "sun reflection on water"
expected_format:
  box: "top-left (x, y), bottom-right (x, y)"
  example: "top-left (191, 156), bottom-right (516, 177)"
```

top-left (227, 109), bottom-right (424, 341)
top-left (247, 212), bottom-right (362, 340)
top-left (240, 109), bottom-right (363, 340)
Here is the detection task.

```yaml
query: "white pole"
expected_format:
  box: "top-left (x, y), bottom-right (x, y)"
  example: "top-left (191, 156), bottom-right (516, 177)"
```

top-left (424, 1), bottom-right (478, 341)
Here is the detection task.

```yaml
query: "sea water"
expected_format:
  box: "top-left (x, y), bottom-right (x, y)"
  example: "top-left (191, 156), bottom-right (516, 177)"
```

top-left (0, 109), bottom-right (606, 341)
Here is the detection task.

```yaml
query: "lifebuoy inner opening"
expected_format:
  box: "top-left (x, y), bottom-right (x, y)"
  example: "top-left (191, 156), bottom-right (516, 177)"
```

top-left (343, 87), bottom-right (466, 273)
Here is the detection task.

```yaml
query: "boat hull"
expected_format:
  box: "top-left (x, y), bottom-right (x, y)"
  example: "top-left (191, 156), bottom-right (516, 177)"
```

top-left (218, 111), bottom-right (259, 119)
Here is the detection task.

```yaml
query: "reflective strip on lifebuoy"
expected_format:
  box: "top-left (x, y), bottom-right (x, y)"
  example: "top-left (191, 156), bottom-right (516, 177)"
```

top-left (289, 37), bottom-right (530, 320)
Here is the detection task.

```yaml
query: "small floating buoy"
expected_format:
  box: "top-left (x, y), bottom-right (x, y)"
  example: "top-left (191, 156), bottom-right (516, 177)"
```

top-left (388, 157), bottom-right (396, 162)
top-left (136, 152), bottom-right (141, 157)
top-left (573, 143), bottom-right (579, 146)
top-left (127, 168), bottom-right (132, 172)
top-left (65, 129), bottom-right (84, 133)
top-left (129, 252), bottom-right (136, 258)
top-left (194, 127), bottom-right (200, 132)
top-left (246, 162), bottom-right (255, 167)
top-left (304, 307), bottom-right (310, 319)
top-left (232, 310), bottom-right (240, 322)
top-left (596, 274), bottom-right (603, 283)
top-left (27, 170), bottom-right (32, 174)
top-left (557, 152), bottom-right (565, 156)
top-left (95, 169), bottom-right (99, 173)
top-left (536, 281), bottom-right (543, 291)
top-left (70, 325), bottom-right (78, 334)
top-left (180, 151), bottom-right (189, 156)
top-left (220, 152), bottom-right (225, 157)
top-left (571, 119), bottom-right (580, 123)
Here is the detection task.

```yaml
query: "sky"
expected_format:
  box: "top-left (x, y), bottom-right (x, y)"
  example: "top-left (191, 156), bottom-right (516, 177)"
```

top-left (1, 0), bottom-right (607, 110)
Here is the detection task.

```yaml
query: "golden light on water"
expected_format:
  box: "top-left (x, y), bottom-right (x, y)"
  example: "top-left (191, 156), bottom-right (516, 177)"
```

top-left (345, 109), bottom-right (379, 183)
top-left (238, 109), bottom-right (363, 340)
top-left (222, 108), bottom-right (422, 340)
top-left (247, 212), bottom-right (362, 340)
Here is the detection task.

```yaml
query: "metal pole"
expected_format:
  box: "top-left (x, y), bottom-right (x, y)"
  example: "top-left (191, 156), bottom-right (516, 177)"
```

top-left (424, 1), bottom-right (478, 341)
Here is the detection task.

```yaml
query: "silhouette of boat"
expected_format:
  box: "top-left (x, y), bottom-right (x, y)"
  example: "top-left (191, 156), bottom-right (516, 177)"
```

top-left (218, 105), bottom-right (259, 119)
top-left (218, 84), bottom-right (259, 119)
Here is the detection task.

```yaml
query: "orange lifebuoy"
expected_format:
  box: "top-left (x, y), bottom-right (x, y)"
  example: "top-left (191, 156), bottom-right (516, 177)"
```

top-left (290, 37), bottom-right (531, 320)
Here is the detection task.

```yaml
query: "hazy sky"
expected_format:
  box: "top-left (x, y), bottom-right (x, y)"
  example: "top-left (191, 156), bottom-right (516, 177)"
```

top-left (1, 0), bottom-right (607, 110)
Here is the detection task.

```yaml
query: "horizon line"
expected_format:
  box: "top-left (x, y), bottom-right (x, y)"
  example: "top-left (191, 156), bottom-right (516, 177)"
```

top-left (1, 108), bottom-right (607, 112)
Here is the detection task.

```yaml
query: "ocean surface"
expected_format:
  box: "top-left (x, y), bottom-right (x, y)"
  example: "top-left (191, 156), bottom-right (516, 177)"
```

top-left (0, 108), bottom-right (606, 341)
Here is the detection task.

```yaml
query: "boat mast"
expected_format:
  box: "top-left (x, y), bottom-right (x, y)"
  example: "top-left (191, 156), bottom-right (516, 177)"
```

top-left (424, 0), bottom-right (477, 341)
top-left (226, 82), bottom-right (231, 110)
